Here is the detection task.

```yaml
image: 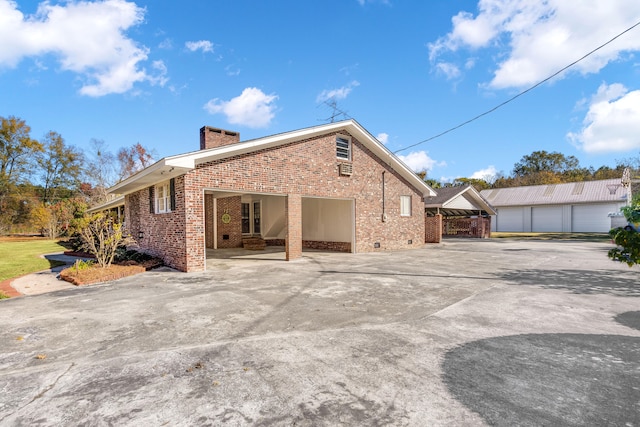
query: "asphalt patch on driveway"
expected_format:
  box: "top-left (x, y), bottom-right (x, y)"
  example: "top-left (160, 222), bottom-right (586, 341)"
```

top-left (615, 311), bottom-right (640, 331)
top-left (442, 333), bottom-right (640, 426)
top-left (498, 268), bottom-right (640, 297)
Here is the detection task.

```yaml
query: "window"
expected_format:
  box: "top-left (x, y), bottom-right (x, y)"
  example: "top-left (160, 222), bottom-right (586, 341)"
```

top-left (155, 181), bottom-right (171, 213)
top-left (400, 195), bottom-right (411, 217)
top-left (336, 136), bottom-right (351, 160)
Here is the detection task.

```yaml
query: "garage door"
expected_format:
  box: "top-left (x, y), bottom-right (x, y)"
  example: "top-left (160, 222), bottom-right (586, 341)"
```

top-left (572, 204), bottom-right (619, 232)
top-left (532, 206), bottom-right (563, 232)
top-left (496, 207), bottom-right (524, 232)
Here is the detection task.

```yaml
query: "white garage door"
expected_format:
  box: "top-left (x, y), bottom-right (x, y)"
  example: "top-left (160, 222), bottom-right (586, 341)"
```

top-left (572, 204), bottom-right (619, 232)
top-left (496, 207), bottom-right (524, 232)
top-left (532, 206), bottom-right (563, 232)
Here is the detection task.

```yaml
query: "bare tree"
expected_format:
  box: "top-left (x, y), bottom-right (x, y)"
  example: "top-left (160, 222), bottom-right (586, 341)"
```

top-left (117, 143), bottom-right (156, 180)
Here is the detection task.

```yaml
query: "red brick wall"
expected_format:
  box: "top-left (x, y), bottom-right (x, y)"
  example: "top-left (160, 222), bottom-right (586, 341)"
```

top-left (125, 176), bottom-right (188, 271)
top-left (425, 214), bottom-right (442, 243)
top-left (131, 129), bottom-right (426, 272)
top-left (204, 194), bottom-right (214, 248)
top-left (216, 196), bottom-right (242, 248)
top-left (286, 194), bottom-right (302, 260)
top-left (182, 131), bottom-right (426, 270)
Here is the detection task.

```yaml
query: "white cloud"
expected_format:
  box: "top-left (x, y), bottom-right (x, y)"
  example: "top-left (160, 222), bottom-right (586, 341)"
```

top-left (185, 40), bottom-right (214, 53)
top-left (470, 165), bottom-right (498, 180)
top-left (316, 81), bottom-right (360, 103)
top-left (158, 38), bottom-right (173, 49)
top-left (204, 87), bottom-right (278, 128)
top-left (567, 83), bottom-right (640, 153)
top-left (376, 132), bottom-right (389, 144)
top-left (398, 151), bottom-right (441, 172)
top-left (0, 0), bottom-right (165, 96)
top-left (435, 62), bottom-right (461, 80)
top-left (429, 0), bottom-right (640, 88)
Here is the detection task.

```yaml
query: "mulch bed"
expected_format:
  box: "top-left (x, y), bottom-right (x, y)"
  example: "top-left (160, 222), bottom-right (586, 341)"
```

top-left (59, 258), bottom-right (164, 286)
top-left (60, 264), bottom-right (147, 286)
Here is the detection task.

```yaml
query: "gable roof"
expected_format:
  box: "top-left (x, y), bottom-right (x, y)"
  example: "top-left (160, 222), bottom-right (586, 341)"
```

top-left (480, 179), bottom-right (628, 207)
top-left (425, 186), bottom-right (496, 216)
top-left (108, 119), bottom-right (436, 198)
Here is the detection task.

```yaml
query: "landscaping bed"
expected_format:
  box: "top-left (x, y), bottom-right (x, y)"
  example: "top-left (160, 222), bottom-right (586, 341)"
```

top-left (60, 251), bottom-right (164, 286)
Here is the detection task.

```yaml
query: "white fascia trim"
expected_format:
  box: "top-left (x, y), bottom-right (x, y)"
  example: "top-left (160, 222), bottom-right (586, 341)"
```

top-left (347, 120), bottom-right (437, 198)
top-left (109, 159), bottom-right (167, 193)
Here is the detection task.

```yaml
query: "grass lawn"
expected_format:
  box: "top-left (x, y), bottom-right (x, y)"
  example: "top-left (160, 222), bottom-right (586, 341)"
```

top-left (0, 239), bottom-right (68, 282)
top-left (491, 232), bottom-right (610, 241)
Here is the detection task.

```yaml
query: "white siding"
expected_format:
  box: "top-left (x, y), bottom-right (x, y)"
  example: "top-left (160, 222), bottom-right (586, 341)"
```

top-left (496, 207), bottom-right (524, 232)
top-left (532, 206), bottom-right (563, 232)
top-left (572, 203), bottom-right (620, 232)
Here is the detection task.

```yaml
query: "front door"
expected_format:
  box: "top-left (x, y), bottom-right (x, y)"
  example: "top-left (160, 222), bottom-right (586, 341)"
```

top-left (241, 201), bottom-right (261, 235)
top-left (253, 201), bottom-right (261, 234)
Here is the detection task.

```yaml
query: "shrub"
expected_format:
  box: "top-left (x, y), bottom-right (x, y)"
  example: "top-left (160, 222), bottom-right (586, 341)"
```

top-left (77, 213), bottom-right (135, 268)
top-left (609, 194), bottom-right (640, 267)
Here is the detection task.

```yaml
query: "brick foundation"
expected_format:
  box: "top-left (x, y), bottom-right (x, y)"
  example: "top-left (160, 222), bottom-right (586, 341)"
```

top-left (303, 240), bottom-right (351, 252)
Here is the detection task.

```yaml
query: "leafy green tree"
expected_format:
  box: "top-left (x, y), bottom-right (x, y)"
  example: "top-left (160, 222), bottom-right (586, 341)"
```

top-left (0, 116), bottom-right (43, 232)
top-left (608, 195), bottom-right (640, 267)
top-left (451, 177), bottom-right (491, 191)
top-left (416, 171), bottom-right (441, 189)
top-left (513, 150), bottom-right (579, 177)
top-left (36, 131), bottom-right (83, 205)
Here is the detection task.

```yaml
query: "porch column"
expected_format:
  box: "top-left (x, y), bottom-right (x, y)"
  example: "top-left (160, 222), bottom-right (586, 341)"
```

top-left (285, 194), bottom-right (302, 261)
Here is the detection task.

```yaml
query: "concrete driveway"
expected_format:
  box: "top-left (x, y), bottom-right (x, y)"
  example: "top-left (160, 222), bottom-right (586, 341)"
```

top-left (1, 239), bottom-right (638, 426)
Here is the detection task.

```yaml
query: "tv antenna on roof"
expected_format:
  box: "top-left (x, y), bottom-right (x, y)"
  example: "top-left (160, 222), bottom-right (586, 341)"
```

top-left (319, 98), bottom-right (351, 123)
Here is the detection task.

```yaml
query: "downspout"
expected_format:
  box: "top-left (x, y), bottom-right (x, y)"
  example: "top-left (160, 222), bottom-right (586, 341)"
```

top-left (381, 171), bottom-right (386, 222)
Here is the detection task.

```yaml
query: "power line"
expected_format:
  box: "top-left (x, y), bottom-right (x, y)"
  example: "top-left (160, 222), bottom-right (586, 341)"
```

top-left (394, 19), bottom-right (640, 154)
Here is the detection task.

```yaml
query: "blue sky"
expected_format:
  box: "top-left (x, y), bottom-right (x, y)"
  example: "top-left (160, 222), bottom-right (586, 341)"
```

top-left (2, 0), bottom-right (640, 185)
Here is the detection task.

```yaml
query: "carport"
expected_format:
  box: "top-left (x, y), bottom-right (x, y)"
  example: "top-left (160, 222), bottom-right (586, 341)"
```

top-left (204, 190), bottom-right (354, 266)
top-left (425, 186), bottom-right (496, 238)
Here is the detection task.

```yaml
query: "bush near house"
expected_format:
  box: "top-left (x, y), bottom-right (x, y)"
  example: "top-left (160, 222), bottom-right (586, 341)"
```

top-left (609, 195), bottom-right (640, 267)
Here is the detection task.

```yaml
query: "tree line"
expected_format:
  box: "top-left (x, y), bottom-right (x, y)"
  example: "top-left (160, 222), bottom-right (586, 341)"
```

top-left (0, 115), bottom-right (155, 236)
top-left (421, 150), bottom-right (640, 191)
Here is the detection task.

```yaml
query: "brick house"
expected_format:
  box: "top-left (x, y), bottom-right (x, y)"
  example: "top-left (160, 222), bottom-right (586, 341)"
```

top-left (108, 120), bottom-right (436, 272)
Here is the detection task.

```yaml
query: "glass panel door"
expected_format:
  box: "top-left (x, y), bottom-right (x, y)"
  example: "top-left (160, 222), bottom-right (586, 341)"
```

top-left (241, 203), bottom-right (250, 234)
top-left (253, 201), bottom-right (261, 234)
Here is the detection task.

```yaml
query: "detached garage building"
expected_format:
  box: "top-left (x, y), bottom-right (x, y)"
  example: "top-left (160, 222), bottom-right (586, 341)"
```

top-left (480, 179), bottom-right (627, 233)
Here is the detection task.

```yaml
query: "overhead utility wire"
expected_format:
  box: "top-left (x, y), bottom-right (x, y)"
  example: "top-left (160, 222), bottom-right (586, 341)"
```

top-left (393, 19), bottom-right (640, 154)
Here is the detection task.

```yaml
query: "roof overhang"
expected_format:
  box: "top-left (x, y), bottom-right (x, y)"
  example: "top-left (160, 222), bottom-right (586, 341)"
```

top-left (425, 186), bottom-right (497, 216)
top-left (107, 119), bottom-right (436, 198)
top-left (86, 195), bottom-right (125, 213)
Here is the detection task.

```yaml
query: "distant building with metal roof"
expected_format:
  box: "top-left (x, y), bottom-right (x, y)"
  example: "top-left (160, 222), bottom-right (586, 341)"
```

top-left (479, 179), bottom-right (628, 233)
top-left (425, 186), bottom-right (496, 217)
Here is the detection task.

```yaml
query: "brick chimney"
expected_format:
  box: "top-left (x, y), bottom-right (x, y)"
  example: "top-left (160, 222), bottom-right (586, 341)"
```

top-left (199, 126), bottom-right (240, 150)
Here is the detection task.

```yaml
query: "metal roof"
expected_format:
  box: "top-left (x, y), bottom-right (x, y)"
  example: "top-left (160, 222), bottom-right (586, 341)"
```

top-left (479, 179), bottom-right (628, 207)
